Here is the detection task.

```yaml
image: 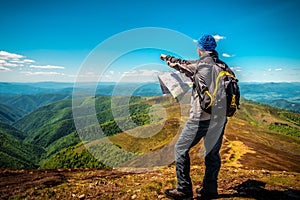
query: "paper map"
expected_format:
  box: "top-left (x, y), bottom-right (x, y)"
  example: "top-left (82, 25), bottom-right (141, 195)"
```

top-left (158, 71), bottom-right (193, 99)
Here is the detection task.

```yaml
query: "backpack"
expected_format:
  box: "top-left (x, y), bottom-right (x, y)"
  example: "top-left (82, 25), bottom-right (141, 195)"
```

top-left (194, 60), bottom-right (240, 117)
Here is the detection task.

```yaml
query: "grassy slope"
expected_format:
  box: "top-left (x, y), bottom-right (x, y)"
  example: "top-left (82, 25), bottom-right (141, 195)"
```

top-left (110, 99), bottom-right (300, 172)
top-left (221, 103), bottom-right (300, 172)
top-left (39, 96), bottom-right (181, 169)
top-left (76, 97), bottom-right (300, 172)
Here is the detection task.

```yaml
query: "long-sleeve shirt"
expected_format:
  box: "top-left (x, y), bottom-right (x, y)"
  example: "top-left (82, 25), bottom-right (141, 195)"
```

top-left (164, 51), bottom-right (220, 121)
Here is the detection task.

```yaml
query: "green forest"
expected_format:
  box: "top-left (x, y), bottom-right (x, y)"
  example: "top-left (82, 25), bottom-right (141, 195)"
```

top-left (0, 96), bottom-right (151, 169)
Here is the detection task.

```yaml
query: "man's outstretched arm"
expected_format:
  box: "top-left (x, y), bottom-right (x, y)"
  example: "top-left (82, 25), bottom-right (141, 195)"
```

top-left (160, 54), bottom-right (198, 77)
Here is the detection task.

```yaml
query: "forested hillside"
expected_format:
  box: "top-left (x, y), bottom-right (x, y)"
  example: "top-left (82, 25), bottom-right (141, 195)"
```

top-left (35, 96), bottom-right (300, 172)
top-left (6, 96), bottom-right (151, 168)
top-left (0, 122), bottom-right (44, 168)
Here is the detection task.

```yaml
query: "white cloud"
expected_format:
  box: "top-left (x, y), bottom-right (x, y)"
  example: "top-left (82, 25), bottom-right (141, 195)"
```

top-left (23, 59), bottom-right (35, 63)
top-left (0, 60), bottom-right (21, 67)
top-left (0, 50), bottom-right (24, 60)
top-left (9, 60), bottom-right (25, 64)
top-left (122, 69), bottom-right (160, 77)
top-left (0, 51), bottom-right (36, 71)
top-left (0, 66), bottom-right (11, 71)
top-left (267, 68), bottom-right (283, 72)
top-left (0, 50), bottom-right (69, 79)
top-left (21, 71), bottom-right (61, 76)
top-left (3, 62), bottom-right (19, 67)
top-left (231, 66), bottom-right (242, 72)
top-left (69, 72), bottom-right (98, 79)
top-left (222, 53), bottom-right (232, 58)
top-left (213, 35), bottom-right (226, 42)
top-left (29, 65), bottom-right (65, 69)
top-left (118, 69), bottom-right (161, 82)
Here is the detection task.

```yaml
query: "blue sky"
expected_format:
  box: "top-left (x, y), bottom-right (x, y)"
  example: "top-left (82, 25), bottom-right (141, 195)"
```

top-left (0, 0), bottom-right (299, 82)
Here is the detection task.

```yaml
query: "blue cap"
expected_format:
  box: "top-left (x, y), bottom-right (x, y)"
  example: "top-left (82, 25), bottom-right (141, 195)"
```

top-left (197, 34), bottom-right (217, 51)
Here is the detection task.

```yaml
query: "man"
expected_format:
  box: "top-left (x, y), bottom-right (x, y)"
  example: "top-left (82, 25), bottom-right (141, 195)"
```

top-left (160, 34), bottom-right (228, 199)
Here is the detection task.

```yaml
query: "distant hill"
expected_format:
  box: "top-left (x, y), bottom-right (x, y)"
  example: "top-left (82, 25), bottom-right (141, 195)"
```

top-left (1, 82), bottom-right (300, 113)
top-left (0, 82), bottom-right (74, 95)
top-left (0, 82), bottom-right (73, 118)
top-left (267, 99), bottom-right (300, 113)
top-left (240, 82), bottom-right (300, 112)
top-left (12, 96), bottom-right (151, 166)
top-left (0, 121), bottom-right (44, 168)
top-left (0, 82), bottom-right (160, 118)
top-left (0, 121), bottom-right (26, 140)
top-left (0, 82), bottom-right (46, 95)
top-left (0, 103), bottom-right (25, 124)
top-left (240, 82), bottom-right (300, 101)
top-left (0, 93), bottom-right (71, 114)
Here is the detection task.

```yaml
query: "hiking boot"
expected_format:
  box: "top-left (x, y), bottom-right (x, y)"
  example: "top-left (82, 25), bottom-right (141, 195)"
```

top-left (196, 187), bottom-right (218, 199)
top-left (165, 188), bottom-right (193, 200)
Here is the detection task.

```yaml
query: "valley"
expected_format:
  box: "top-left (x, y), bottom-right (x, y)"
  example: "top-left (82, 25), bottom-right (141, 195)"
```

top-left (0, 82), bottom-right (299, 199)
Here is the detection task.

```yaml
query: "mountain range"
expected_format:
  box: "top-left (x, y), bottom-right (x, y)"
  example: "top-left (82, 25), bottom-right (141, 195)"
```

top-left (0, 82), bottom-right (299, 168)
top-left (0, 93), bottom-right (299, 171)
top-left (0, 81), bottom-right (299, 199)
top-left (1, 81), bottom-right (300, 114)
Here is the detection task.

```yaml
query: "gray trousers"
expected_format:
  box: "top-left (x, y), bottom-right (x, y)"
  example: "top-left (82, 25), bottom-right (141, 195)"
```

top-left (175, 118), bottom-right (226, 193)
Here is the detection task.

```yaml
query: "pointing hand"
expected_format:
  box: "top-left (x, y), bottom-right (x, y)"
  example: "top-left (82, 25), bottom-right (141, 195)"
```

top-left (160, 54), bottom-right (167, 61)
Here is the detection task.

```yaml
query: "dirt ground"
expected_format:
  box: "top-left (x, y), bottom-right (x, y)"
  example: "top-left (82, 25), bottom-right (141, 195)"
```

top-left (1, 166), bottom-right (299, 200)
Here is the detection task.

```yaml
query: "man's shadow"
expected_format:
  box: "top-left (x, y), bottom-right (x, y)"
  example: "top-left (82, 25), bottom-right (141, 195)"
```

top-left (194, 179), bottom-right (300, 200)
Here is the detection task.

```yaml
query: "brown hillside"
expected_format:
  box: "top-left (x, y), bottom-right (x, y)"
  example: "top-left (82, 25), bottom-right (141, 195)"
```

top-left (92, 99), bottom-right (300, 172)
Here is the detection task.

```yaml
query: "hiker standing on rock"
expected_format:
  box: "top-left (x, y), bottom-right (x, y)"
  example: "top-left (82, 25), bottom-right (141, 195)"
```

top-left (160, 34), bottom-right (229, 199)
